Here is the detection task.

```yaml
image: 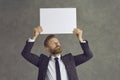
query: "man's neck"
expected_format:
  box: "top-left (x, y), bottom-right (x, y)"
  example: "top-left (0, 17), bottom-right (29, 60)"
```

top-left (51, 53), bottom-right (61, 58)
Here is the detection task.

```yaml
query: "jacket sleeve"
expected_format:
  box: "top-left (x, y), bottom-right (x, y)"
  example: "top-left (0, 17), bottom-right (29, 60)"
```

top-left (21, 40), bottom-right (40, 67)
top-left (73, 40), bottom-right (93, 66)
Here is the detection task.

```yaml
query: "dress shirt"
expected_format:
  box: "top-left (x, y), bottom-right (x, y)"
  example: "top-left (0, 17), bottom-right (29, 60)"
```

top-left (45, 54), bottom-right (68, 80)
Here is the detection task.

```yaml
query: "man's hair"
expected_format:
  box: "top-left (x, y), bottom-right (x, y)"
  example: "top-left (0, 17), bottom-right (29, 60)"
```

top-left (44, 34), bottom-right (56, 47)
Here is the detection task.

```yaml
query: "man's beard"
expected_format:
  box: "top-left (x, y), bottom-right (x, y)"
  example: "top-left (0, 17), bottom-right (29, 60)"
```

top-left (50, 46), bottom-right (63, 55)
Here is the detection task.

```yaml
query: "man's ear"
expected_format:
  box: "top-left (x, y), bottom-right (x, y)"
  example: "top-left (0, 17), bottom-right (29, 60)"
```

top-left (45, 47), bottom-right (49, 52)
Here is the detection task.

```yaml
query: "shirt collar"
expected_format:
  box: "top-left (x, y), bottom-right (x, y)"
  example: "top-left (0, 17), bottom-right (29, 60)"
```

top-left (50, 54), bottom-right (61, 61)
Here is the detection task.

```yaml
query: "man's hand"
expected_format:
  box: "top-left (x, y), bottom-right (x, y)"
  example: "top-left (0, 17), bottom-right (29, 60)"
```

top-left (31, 26), bottom-right (43, 40)
top-left (73, 28), bottom-right (84, 42)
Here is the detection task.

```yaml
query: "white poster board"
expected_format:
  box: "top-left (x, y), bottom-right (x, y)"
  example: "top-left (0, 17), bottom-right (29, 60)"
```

top-left (40, 8), bottom-right (77, 34)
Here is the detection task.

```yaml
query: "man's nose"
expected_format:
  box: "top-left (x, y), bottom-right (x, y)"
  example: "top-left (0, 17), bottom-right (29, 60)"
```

top-left (55, 42), bottom-right (60, 46)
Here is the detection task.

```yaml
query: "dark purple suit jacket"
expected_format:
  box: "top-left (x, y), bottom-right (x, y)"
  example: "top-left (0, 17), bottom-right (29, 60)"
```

top-left (21, 40), bottom-right (93, 80)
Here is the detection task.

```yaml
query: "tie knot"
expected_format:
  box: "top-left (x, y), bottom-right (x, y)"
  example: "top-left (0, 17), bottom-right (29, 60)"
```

top-left (54, 58), bottom-right (58, 61)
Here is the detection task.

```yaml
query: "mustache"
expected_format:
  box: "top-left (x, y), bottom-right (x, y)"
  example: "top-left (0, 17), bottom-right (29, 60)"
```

top-left (56, 45), bottom-right (61, 48)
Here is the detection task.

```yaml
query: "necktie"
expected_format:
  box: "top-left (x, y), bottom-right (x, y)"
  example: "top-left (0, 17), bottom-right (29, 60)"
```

top-left (54, 58), bottom-right (61, 80)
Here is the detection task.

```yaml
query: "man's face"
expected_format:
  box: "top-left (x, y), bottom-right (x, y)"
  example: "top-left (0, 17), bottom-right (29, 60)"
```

top-left (46, 37), bottom-right (62, 55)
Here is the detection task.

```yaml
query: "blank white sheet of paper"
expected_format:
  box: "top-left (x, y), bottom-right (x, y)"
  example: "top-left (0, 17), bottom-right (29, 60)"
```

top-left (40, 8), bottom-right (77, 34)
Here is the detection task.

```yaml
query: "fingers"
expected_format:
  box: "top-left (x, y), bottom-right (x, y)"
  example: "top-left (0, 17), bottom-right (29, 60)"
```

top-left (73, 28), bottom-right (82, 33)
top-left (73, 28), bottom-right (83, 36)
top-left (34, 26), bottom-right (43, 32)
top-left (73, 28), bottom-right (77, 34)
top-left (38, 26), bottom-right (43, 32)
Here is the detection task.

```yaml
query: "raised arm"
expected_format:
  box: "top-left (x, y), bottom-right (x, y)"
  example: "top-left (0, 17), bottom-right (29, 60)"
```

top-left (21, 26), bottom-right (43, 67)
top-left (73, 28), bottom-right (93, 66)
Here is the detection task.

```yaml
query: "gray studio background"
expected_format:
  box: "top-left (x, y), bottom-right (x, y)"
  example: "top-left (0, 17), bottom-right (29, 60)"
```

top-left (0, 0), bottom-right (120, 80)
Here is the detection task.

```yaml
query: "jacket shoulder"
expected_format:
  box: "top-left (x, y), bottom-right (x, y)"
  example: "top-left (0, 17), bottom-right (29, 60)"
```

top-left (63, 53), bottom-right (73, 57)
top-left (39, 54), bottom-right (48, 59)
top-left (62, 53), bottom-right (74, 61)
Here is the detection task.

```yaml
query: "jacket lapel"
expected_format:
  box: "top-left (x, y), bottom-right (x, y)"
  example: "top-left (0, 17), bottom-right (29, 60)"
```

top-left (61, 54), bottom-right (72, 80)
top-left (39, 54), bottom-right (50, 80)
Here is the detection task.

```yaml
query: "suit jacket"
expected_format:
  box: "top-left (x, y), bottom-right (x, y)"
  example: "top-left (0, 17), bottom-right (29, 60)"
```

top-left (21, 40), bottom-right (93, 80)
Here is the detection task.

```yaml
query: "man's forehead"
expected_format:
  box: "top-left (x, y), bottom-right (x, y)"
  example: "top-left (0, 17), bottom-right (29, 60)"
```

top-left (49, 37), bottom-right (59, 42)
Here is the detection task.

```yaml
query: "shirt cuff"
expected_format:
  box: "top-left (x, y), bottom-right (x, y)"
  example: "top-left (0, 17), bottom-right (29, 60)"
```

top-left (28, 38), bottom-right (35, 42)
top-left (80, 40), bottom-right (86, 43)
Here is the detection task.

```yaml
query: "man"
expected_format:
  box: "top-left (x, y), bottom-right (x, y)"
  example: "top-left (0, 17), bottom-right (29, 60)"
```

top-left (21, 26), bottom-right (93, 80)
